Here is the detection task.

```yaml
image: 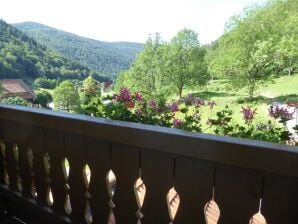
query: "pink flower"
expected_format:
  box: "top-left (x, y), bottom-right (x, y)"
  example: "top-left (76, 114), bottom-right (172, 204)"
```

top-left (195, 98), bottom-right (205, 107)
top-left (268, 105), bottom-right (294, 120)
top-left (134, 92), bottom-right (143, 101)
top-left (241, 106), bottom-right (257, 122)
top-left (207, 101), bottom-right (217, 109)
top-left (184, 94), bottom-right (196, 105)
top-left (173, 118), bottom-right (184, 128)
top-left (170, 102), bottom-right (179, 112)
top-left (148, 100), bottom-right (159, 112)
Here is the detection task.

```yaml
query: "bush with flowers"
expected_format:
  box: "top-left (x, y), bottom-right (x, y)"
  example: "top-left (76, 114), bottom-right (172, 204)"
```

top-left (95, 87), bottom-right (297, 145)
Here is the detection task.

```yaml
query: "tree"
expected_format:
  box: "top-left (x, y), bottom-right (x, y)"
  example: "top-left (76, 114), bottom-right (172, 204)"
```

top-left (81, 95), bottom-right (104, 116)
top-left (53, 80), bottom-right (80, 112)
top-left (165, 29), bottom-right (209, 97)
top-left (34, 77), bottom-right (56, 89)
top-left (79, 76), bottom-right (102, 115)
top-left (118, 34), bottom-right (167, 98)
top-left (35, 90), bottom-right (52, 108)
top-left (274, 7), bottom-right (298, 76)
top-left (210, 0), bottom-right (298, 97)
top-left (115, 31), bottom-right (209, 98)
top-left (80, 76), bottom-right (101, 98)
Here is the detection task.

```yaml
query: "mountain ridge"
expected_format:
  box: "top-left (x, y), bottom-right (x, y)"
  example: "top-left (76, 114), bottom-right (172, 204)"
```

top-left (14, 21), bottom-right (144, 45)
top-left (0, 19), bottom-right (109, 86)
top-left (13, 22), bottom-right (144, 80)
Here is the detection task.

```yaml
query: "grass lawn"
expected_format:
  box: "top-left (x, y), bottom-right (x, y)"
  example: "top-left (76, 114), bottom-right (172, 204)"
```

top-left (183, 74), bottom-right (298, 131)
top-left (260, 75), bottom-right (298, 101)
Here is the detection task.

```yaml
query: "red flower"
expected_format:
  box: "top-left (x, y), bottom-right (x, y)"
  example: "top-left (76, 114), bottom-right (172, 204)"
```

top-left (115, 87), bottom-right (131, 102)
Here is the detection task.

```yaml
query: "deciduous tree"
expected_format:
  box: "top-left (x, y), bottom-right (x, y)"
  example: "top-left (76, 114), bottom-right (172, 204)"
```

top-left (165, 29), bottom-right (209, 97)
top-left (53, 80), bottom-right (80, 112)
top-left (209, 0), bottom-right (298, 97)
top-left (35, 90), bottom-right (52, 108)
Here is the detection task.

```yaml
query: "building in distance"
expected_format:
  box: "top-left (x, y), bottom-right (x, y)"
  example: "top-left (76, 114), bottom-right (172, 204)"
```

top-left (0, 79), bottom-right (35, 101)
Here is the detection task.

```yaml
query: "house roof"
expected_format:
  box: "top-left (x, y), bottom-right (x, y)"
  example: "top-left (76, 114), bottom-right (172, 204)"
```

top-left (0, 79), bottom-right (35, 99)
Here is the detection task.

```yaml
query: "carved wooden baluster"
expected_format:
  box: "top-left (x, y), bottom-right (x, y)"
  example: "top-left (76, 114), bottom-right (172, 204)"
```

top-left (134, 151), bottom-right (146, 224)
top-left (106, 145), bottom-right (116, 224)
top-left (204, 194), bottom-right (220, 224)
top-left (167, 187), bottom-right (180, 224)
top-left (44, 152), bottom-right (53, 206)
top-left (27, 148), bottom-right (37, 198)
top-left (0, 140), bottom-right (9, 186)
top-left (249, 177), bottom-right (267, 224)
top-left (13, 143), bottom-right (22, 192)
top-left (106, 169), bottom-right (116, 224)
top-left (249, 199), bottom-right (267, 224)
top-left (83, 164), bottom-right (92, 224)
top-left (166, 159), bottom-right (180, 224)
top-left (62, 158), bottom-right (72, 215)
top-left (43, 131), bottom-right (54, 207)
top-left (204, 166), bottom-right (220, 224)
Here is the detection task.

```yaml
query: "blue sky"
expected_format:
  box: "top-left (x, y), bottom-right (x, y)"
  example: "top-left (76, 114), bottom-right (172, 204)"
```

top-left (0, 0), bottom-right (266, 44)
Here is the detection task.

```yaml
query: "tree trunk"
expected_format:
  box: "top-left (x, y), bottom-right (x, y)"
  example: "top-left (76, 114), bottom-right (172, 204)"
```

top-left (178, 86), bottom-right (183, 98)
top-left (288, 60), bottom-right (292, 76)
top-left (248, 80), bottom-right (255, 99)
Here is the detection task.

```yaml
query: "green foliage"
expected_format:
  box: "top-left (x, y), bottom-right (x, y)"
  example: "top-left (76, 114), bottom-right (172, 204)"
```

top-left (0, 83), bottom-right (3, 96)
top-left (81, 95), bottom-right (104, 116)
top-left (35, 90), bottom-right (52, 108)
top-left (208, 105), bottom-right (234, 135)
top-left (166, 29), bottom-right (209, 97)
top-left (113, 71), bottom-right (126, 93)
top-left (79, 76), bottom-right (103, 115)
top-left (115, 34), bottom-right (168, 98)
top-left (81, 76), bottom-right (101, 97)
top-left (207, 105), bottom-right (292, 143)
top-left (13, 22), bottom-right (143, 80)
top-left (208, 0), bottom-right (298, 97)
top-left (1, 96), bottom-right (29, 106)
top-left (34, 77), bottom-right (56, 89)
top-left (115, 30), bottom-right (209, 98)
top-left (86, 87), bottom-right (295, 144)
top-left (294, 125), bottom-right (298, 134)
top-left (176, 105), bottom-right (202, 132)
top-left (53, 80), bottom-right (80, 112)
top-left (0, 20), bottom-right (108, 84)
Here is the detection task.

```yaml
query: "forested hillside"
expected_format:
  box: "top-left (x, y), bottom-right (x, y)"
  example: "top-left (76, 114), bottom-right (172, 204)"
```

top-left (207, 0), bottom-right (297, 97)
top-left (0, 20), bottom-right (109, 85)
top-left (14, 22), bottom-right (144, 80)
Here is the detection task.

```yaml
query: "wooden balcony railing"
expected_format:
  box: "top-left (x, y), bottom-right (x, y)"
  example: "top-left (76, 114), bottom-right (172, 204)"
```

top-left (0, 104), bottom-right (297, 224)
